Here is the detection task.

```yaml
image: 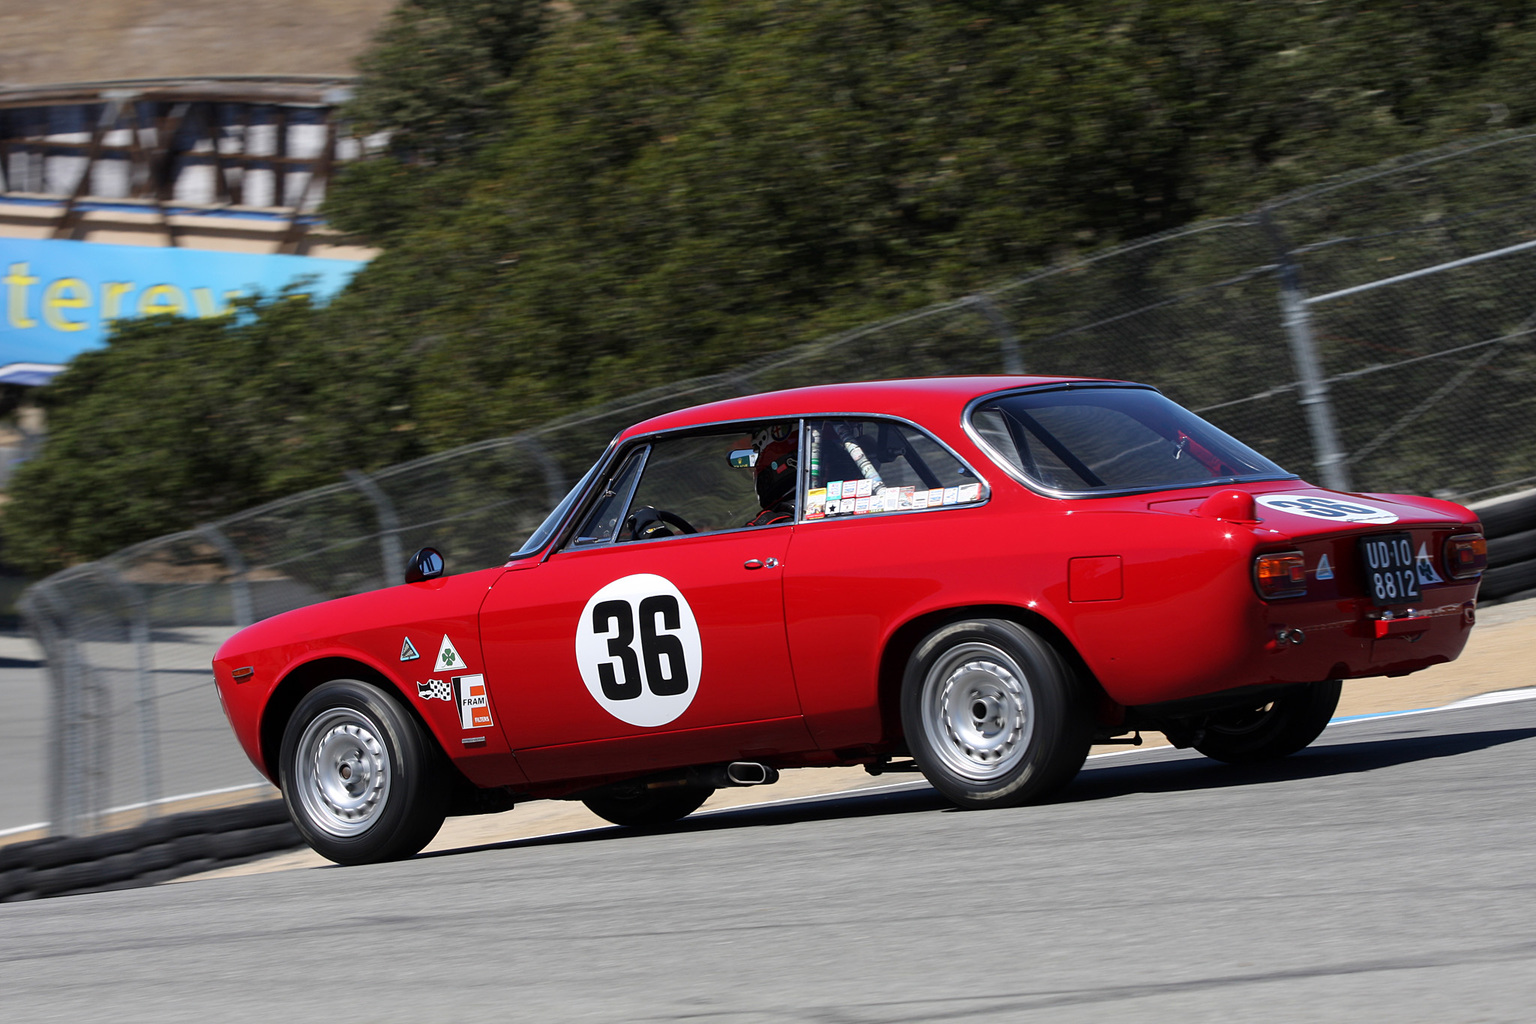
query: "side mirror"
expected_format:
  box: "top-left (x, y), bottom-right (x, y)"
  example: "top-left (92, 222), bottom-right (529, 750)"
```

top-left (728, 448), bottom-right (758, 469)
top-left (404, 547), bottom-right (445, 584)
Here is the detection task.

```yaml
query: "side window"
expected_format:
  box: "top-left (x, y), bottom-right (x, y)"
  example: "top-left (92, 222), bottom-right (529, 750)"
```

top-left (569, 448), bottom-right (648, 546)
top-left (570, 422), bottom-right (798, 544)
top-left (804, 418), bottom-right (985, 519)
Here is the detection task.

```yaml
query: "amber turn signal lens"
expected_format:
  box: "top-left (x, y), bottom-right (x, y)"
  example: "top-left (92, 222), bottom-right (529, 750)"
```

top-left (1254, 551), bottom-right (1307, 599)
top-left (1443, 534), bottom-right (1487, 579)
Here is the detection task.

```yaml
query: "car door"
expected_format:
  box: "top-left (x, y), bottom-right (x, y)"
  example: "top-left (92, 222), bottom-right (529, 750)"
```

top-left (783, 416), bottom-right (993, 751)
top-left (478, 423), bottom-right (812, 782)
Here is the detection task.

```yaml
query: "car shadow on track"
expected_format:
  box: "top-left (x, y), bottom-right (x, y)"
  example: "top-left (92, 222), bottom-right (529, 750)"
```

top-left (418, 725), bottom-right (1536, 862)
top-left (1062, 726), bottom-right (1536, 805)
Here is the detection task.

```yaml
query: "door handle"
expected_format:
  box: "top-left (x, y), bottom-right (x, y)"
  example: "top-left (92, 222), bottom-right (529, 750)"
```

top-left (743, 557), bottom-right (781, 570)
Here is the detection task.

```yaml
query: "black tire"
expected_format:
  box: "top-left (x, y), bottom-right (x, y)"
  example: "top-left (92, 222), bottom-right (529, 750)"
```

top-left (901, 619), bottom-right (1092, 809)
top-left (1192, 680), bottom-right (1342, 764)
top-left (582, 786), bottom-right (713, 828)
top-left (279, 679), bottom-right (448, 865)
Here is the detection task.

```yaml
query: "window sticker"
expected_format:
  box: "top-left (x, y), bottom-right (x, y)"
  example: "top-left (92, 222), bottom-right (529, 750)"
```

top-left (943, 486), bottom-right (959, 505)
top-left (842, 480), bottom-right (858, 499)
top-left (927, 488), bottom-right (944, 506)
top-left (856, 478), bottom-right (873, 498)
top-left (1256, 494), bottom-right (1399, 525)
top-left (958, 482), bottom-right (980, 503)
top-left (434, 634), bottom-right (467, 672)
top-left (855, 496), bottom-right (872, 514)
top-left (898, 486), bottom-right (916, 510)
top-left (805, 487), bottom-right (827, 519)
top-left (575, 573), bottom-right (703, 728)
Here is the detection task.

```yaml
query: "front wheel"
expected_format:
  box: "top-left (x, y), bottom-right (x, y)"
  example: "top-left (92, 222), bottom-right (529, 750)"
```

top-left (279, 679), bottom-right (448, 865)
top-left (901, 619), bottom-right (1091, 809)
top-left (1192, 679), bottom-right (1342, 764)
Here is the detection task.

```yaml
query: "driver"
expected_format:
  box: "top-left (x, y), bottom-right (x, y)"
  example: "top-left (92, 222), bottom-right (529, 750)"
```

top-left (747, 423), bottom-right (798, 526)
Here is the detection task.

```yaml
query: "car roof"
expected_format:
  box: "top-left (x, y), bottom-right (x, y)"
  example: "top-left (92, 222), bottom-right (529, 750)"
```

top-left (618, 375), bottom-right (1125, 441)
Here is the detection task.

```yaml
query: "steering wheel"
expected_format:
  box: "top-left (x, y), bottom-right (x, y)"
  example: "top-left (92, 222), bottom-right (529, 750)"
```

top-left (625, 506), bottom-right (698, 540)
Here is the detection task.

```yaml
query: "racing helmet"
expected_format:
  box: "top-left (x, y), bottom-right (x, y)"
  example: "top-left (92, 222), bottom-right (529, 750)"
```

top-left (752, 423), bottom-right (799, 509)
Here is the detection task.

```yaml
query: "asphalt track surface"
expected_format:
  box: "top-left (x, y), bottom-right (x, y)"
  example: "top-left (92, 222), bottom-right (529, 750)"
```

top-left (2, 698), bottom-right (1534, 1023)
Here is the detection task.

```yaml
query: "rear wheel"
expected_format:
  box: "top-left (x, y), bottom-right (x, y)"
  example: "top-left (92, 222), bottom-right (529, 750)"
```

top-left (583, 786), bottom-right (714, 828)
top-left (279, 679), bottom-right (448, 865)
top-left (901, 619), bottom-right (1091, 809)
top-left (1192, 679), bottom-right (1342, 764)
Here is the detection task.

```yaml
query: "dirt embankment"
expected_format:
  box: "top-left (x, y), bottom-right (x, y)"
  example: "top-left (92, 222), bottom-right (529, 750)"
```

top-left (0, 0), bottom-right (397, 86)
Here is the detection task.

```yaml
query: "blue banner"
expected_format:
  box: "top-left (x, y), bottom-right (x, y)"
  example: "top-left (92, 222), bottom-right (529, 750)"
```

top-left (0, 237), bottom-right (367, 372)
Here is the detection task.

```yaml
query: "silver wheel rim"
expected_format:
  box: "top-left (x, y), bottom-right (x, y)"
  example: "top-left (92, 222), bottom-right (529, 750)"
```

top-left (922, 641), bottom-right (1035, 781)
top-left (294, 708), bottom-right (392, 837)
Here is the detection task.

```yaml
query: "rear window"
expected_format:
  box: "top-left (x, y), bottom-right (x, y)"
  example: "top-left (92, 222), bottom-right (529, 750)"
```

top-left (969, 386), bottom-right (1292, 494)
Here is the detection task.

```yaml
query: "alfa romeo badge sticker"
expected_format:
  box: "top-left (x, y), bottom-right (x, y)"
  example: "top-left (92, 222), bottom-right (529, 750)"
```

top-left (435, 634), bottom-right (466, 672)
top-left (575, 573), bottom-right (702, 727)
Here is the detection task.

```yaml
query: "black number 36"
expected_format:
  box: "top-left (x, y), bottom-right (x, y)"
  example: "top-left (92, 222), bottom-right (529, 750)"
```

top-left (590, 595), bottom-right (690, 700)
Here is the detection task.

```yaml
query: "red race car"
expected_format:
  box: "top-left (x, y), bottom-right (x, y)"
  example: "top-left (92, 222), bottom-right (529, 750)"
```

top-left (213, 377), bottom-right (1486, 864)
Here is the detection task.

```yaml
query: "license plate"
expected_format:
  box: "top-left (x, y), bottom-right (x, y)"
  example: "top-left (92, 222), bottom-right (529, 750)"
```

top-left (1358, 533), bottom-right (1421, 606)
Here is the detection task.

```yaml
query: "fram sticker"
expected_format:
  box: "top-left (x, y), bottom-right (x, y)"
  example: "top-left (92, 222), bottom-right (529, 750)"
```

top-left (400, 637), bottom-right (420, 662)
top-left (1256, 494), bottom-right (1399, 524)
top-left (452, 674), bottom-right (493, 729)
top-left (435, 634), bottom-right (466, 672)
top-left (575, 573), bottom-right (702, 728)
top-left (417, 679), bottom-right (452, 701)
top-left (1315, 554), bottom-right (1335, 580)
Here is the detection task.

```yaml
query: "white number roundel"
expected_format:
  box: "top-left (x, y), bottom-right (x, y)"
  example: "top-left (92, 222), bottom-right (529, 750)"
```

top-left (575, 574), bottom-right (703, 727)
top-left (1256, 494), bottom-right (1399, 525)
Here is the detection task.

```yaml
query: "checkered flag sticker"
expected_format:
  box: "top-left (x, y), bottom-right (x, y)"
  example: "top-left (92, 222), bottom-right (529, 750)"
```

top-left (417, 679), bottom-right (453, 702)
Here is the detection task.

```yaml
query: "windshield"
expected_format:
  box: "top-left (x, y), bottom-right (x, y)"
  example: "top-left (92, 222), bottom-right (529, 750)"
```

top-left (969, 386), bottom-right (1293, 494)
top-left (508, 459), bottom-right (603, 559)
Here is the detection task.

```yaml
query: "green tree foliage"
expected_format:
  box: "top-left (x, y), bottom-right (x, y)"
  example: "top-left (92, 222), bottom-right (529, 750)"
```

top-left (10, 0), bottom-right (1536, 570)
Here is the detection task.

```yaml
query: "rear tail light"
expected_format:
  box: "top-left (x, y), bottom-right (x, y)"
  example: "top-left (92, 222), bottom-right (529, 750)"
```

top-left (1254, 551), bottom-right (1307, 599)
top-left (1443, 534), bottom-right (1487, 579)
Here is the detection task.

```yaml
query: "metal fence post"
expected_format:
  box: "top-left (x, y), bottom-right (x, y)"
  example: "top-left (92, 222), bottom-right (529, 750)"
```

top-left (1260, 209), bottom-right (1352, 492)
top-left (967, 294), bottom-right (1026, 374)
top-left (99, 562), bottom-right (161, 819)
top-left (19, 585), bottom-right (72, 836)
top-left (198, 524), bottom-right (255, 628)
top-left (346, 469), bottom-right (404, 583)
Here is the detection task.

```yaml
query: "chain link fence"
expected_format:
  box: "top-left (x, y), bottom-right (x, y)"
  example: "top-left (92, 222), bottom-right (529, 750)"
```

top-left (20, 132), bottom-right (1536, 836)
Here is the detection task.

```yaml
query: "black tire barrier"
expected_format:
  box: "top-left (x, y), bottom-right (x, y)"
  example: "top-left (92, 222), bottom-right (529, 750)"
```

top-left (1473, 490), bottom-right (1536, 604)
top-left (0, 799), bottom-right (303, 903)
top-left (1488, 526), bottom-right (1536, 569)
top-left (1472, 489), bottom-right (1536, 539)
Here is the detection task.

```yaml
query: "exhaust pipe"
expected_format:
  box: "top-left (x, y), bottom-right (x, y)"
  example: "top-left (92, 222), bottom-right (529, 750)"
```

top-left (725, 761), bottom-right (779, 786)
top-left (685, 762), bottom-right (780, 788)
